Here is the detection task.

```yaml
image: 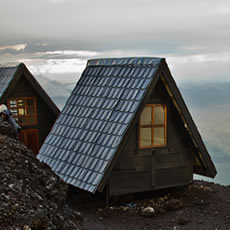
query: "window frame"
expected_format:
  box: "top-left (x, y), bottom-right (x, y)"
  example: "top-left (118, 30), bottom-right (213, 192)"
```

top-left (139, 104), bottom-right (167, 148)
top-left (7, 96), bottom-right (37, 126)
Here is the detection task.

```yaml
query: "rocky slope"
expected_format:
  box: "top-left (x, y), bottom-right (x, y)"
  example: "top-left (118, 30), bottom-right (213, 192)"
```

top-left (0, 121), bottom-right (82, 230)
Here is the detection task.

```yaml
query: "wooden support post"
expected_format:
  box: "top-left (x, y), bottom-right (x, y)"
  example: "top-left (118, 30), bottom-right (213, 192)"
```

top-left (106, 182), bottom-right (109, 207)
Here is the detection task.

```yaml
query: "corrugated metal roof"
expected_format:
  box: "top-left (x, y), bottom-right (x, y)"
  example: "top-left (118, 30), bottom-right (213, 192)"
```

top-left (0, 64), bottom-right (19, 98)
top-left (37, 57), bottom-right (163, 193)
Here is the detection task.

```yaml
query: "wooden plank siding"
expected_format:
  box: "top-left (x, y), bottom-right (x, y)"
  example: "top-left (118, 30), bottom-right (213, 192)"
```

top-left (109, 77), bottom-right (194, 195)
top-left (155, 166), bottom-right (193, 189)
top-left (110, 171), bottom-right (153, 195)
top-left (4, 74), bottom-right (57, 148)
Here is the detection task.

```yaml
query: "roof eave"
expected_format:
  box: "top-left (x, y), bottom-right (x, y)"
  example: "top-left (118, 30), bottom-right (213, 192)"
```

top-left (160, 59), bottom-right (217, 178)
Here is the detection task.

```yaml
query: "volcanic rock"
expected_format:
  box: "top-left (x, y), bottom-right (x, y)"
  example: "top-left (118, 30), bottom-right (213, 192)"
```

top-left (0, 120), bottom-right (82, 230)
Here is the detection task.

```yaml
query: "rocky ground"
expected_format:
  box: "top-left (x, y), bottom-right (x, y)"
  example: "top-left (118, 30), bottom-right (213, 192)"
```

top-left (0, 121), bottom-right (82, 230)
top-left (69, 177), bottom-right (230, 230)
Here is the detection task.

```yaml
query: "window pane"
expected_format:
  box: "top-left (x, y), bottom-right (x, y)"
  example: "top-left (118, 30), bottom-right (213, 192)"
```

top-left (140, 107), bottom-right (152, 125)
top-left (18, 108), bottom-right (26, 115)
top-left (27, 98), bottom-right (34, 106)
top-left (153, 127), bottom-right (165, 145)
top-left (9, 100), bottom-right (17, 108)
top-left (154, 106), bottom-right (165, 125)
top-left (11, 109), bottom-right (18, 116)
top-left (27, 107), bottom-right (35, 115)
top-left (140, 128), bottom-right (152, 146)
top-left (18, 100), bottom-right (25, 107)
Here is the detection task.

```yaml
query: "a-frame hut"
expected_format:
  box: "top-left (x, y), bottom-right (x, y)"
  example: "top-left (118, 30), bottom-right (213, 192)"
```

top-left (0, 63), bottom-right (60, 154)
top-left (37, 57), bottom-right (216, 195)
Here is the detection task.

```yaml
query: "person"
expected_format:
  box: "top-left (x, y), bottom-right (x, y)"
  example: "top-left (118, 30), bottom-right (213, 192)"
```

top-left (0, 104), bottom-right (21, 138)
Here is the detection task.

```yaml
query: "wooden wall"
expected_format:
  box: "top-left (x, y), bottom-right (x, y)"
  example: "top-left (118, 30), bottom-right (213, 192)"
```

top-left (4, 75), bottom-right (57, 147)
top-left (109, 78), bottom-right (194, 195)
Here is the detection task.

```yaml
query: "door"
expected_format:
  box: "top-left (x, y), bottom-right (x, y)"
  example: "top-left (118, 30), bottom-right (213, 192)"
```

top-left (19, 129), bottom-right (39, 155)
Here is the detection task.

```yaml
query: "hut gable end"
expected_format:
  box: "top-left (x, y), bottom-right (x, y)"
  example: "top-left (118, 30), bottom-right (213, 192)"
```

top-left (0, 63), bottom-right (60, 154)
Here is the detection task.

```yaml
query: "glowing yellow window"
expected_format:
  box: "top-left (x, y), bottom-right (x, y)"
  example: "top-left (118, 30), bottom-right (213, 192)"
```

top-left (8, 97), bottom-right (37, 126)
top-left (139, 104), bottom-right (167, 148)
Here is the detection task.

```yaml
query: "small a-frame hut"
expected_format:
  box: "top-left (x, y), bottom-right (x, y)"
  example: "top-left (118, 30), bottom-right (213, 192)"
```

top-left (37, 57), bottom-right (216, 195)
top-left (0, 63), bottom-right (60, 154)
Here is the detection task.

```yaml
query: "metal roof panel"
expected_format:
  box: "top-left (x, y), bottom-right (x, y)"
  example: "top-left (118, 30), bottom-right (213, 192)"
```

top-left (0, 65), bottom-right (19, 98)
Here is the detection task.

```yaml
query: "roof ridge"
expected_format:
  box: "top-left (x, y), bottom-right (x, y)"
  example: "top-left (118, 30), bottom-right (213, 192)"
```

top-left (87, 57), bottom-right (163, 67)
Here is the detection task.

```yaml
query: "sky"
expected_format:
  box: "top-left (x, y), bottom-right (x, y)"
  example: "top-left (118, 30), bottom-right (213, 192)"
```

top-left (1, 0), bottom-right (230, 182)
top-left (1, 0), bottom-right (230, 85)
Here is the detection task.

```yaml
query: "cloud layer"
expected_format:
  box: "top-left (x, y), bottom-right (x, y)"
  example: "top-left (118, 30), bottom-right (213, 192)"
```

top-left (1, 0), bottom-right (230, 84)
top-left (1, 0), bottom-right (230, 52)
